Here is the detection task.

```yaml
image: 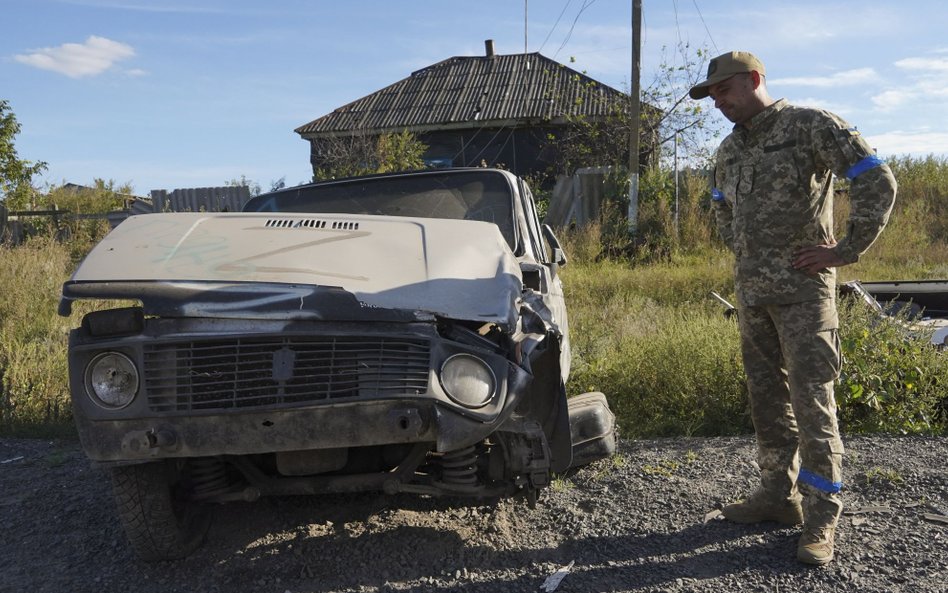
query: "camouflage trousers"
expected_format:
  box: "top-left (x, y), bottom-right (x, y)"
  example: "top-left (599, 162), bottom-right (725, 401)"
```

top-left (738, 298), bottom-right (844, 529)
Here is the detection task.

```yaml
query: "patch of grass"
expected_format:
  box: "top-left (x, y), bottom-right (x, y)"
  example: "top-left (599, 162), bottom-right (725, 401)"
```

top-left (642, 459), bottom-right (680, 477)
top-left (863, 466), bottom-right (904, 486)
top-left (590, 453), bottom-right (629, 481)
top-left (44, 449), bottom-right (69, 468)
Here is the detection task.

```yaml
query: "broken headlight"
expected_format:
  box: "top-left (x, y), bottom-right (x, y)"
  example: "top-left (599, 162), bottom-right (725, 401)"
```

top-left (84, 352), bottom-right (139, 409)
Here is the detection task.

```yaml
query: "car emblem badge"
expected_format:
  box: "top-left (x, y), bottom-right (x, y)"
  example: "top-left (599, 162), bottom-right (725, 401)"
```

top-left (272, 348), bottom-right (296, 381)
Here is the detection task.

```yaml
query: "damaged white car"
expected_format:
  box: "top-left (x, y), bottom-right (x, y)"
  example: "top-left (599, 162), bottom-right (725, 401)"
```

top-left (60, 168), bottom-right (616, 560)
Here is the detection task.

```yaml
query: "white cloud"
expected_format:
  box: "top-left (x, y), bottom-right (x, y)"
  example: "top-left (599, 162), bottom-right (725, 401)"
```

top-left (867, 51), bottom-right (948, 112)
top-left (872, 89), bottom-right (915, 111)
top-left (770, 68), bottom-right (879, 88)
top-left (868, 130), bottom-right (948, 156)
top-left (14, 36), bottom-right (135, 78)
top-left (895, 56), bottom-right (948, 72)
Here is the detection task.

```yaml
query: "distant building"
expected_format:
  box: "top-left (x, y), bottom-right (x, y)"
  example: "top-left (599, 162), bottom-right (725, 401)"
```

top-left (295, 40), bottom-right (658, 185)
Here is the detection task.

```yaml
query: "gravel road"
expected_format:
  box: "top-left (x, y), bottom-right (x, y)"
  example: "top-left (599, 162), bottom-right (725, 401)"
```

top-left (2, 435), bottom-right (945, 593)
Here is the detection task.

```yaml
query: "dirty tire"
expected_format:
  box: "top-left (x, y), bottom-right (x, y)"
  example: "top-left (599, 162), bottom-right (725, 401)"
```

top-left (110, 461), bottom-right (211, 561)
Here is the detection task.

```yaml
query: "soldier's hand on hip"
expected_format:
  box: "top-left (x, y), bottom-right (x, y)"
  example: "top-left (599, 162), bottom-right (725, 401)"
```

top-left (792, 243), bottom-right (846, 275)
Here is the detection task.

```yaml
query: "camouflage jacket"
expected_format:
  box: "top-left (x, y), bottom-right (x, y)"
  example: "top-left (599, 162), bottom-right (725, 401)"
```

top-left (713, 99), bottom-right (897, 307)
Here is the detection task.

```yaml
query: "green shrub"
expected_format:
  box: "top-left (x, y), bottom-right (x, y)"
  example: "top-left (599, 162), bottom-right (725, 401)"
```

top-left (836, 297), bottom-right (948, 433)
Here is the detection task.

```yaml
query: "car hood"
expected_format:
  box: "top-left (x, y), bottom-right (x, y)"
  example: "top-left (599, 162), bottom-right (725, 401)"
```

top-left (61, 212), bottom-right (523, 327)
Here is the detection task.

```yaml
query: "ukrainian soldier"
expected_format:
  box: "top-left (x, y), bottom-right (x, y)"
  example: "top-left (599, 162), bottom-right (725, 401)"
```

top-left (689, 51), bottom-right (897, 565)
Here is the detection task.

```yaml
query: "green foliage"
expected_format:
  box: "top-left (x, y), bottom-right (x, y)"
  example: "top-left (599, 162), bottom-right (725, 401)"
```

top-left (862, 466), bottom-right (904, 486)
top-left (29, 180), bottom-right (129, 259)
top-left (0, 99), bottom-right (47, 209)
top-left (376, 130), bottom-right (426, 174)
top-left (632, 167), bottom-right (718, 260)
top-left (224, 175), bottom-right (262, 196)
top-left (556, 153), bottom-right (948, 438)
top-left (43, 179), bottom-right (130, 213)
top-left (552, 42), bottom-right (723, 183)
top-left (2, 156), bottom-right (947, 438)
top-left (836, 298), bottom-right (947, 434)
top-left (315, 130), bottom-right (428, 181)
top-left (0, 237), bottom-right (76, 431)
top-left (561, 244), bottom-right (748, 437)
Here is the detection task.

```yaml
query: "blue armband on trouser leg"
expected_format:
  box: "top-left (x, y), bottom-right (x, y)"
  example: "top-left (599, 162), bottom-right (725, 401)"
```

top-left (799, 467), bottom-right (842, 493)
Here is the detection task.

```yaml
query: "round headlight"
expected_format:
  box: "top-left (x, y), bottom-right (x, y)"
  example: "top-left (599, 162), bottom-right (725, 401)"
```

top-left (85, 352), bottom-right (139, 409)
top-left (439, 354), bottom-right (496, 408)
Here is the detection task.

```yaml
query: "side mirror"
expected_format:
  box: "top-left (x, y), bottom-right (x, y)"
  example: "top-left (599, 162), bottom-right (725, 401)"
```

top-left (541, 224), bottom-right (568, 267)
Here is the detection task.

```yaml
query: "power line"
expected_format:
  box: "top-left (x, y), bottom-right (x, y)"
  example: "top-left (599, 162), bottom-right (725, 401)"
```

top-left (553, 0), bottom-right (598, 60)
top-left (538, 0), bottom-right (574, 54)
top-left (691, 0), bottom-right (719, 54)
top-left (468, 126), bottom-right (511, 165)
top-left (672, 0), bottom-right (683, 47)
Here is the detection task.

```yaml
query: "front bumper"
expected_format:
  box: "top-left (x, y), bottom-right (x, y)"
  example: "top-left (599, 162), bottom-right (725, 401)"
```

top-left (71, 352), bottom-right (532, 463)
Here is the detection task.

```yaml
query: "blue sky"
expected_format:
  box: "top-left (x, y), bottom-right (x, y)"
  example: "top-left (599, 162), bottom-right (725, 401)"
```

top-left (3, 0), bottom-right (947, 195)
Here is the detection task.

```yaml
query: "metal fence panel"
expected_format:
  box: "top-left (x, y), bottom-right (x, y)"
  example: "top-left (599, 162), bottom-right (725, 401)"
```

top-left (150, 186), bottom-right (251, 213)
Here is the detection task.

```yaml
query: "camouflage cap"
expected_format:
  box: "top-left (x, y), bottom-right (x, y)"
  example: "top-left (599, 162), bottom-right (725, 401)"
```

top-left (689, 51), bottom-right (766, 99)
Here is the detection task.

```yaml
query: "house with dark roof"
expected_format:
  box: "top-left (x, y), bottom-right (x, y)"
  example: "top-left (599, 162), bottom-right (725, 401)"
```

top-left (295, 40), bottom-right (657, 185)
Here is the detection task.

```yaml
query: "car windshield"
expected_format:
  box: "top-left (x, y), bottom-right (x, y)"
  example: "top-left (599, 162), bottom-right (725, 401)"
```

top-left (243, 170), bottom-right (517, 249)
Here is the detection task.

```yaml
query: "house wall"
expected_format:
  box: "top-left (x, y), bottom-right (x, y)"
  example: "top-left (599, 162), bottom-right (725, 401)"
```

top-left (306, 124), bottom-right (656, 189)
top-left (418, 127), bottom-right (557, 179)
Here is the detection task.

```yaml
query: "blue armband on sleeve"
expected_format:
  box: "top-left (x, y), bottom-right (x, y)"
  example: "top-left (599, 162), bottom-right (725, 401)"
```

top-left (846, 155), bottom-right (884, 180)
top-left (711, 188), bottom-right (725, 202)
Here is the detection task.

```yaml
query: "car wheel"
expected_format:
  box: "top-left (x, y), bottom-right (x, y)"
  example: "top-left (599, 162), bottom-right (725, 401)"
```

top-left (110, 460), bottom-right (212, 561)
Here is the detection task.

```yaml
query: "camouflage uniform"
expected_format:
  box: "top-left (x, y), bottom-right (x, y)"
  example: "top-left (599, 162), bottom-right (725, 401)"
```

top-left (713, 99), bottom-right (897, 529)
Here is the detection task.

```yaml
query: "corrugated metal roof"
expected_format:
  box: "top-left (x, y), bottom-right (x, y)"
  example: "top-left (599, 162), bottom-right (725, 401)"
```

top-left (296, 52), bottom-right (630, 137)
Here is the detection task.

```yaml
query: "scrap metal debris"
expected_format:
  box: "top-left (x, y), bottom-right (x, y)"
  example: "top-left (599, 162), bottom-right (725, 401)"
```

top-left (843, 505), bottom-right (893, 515)
top-left (922, 513), bottom-right (948, 526)
top-left (540, 560), bottom-right (575, 592)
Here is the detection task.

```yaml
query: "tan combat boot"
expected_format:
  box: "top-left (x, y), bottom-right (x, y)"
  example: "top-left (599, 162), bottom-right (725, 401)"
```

top-left (797, 526), bottom-right (835, 565)
top-left (721, 490), bottom-right (803, 525)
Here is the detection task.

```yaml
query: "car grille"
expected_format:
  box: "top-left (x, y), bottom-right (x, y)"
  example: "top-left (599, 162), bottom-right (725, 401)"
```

top-left (143, 336), bottom-right (431, 412)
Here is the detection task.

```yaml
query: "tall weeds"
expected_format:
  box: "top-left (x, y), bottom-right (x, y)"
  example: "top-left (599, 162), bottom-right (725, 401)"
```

top-left (1, 156), bottom-right (946, 437)
top-left (559, 155), bottom-right (948, 436)
top-left (0, 237), bottom-right (76, 432)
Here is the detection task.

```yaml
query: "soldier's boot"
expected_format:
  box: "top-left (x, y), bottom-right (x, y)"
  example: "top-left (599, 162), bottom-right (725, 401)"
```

top-left (721, 489), bottom-right (803, 525)
top-left (797, 525), bottom-right (835, 565)
top-left (797, 490), bottom-right (841, 565)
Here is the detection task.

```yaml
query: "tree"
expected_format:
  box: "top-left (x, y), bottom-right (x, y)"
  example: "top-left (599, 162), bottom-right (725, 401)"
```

top-left (223, 175), bottom-right (262, 196)
top-left (640, 44), bottom-right (724, 167)
top-left (313, 130), bottom-right (427, 181)
top-left (550, 44), bottom-right (723, 257)
top-left (0, 100), bottom-right (47, 210)
top-left (556, 44), bottom-right (722, 178)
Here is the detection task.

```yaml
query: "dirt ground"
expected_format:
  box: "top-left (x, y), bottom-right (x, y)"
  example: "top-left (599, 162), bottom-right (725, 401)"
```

top-left (1, 435), bottom-right (946, 593)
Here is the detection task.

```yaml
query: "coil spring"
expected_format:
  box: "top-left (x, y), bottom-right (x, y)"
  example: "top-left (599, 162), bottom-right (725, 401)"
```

top-left (440, 446), bottom-right (478, 486)
top-left (188, 457), bottom-right (230, 499)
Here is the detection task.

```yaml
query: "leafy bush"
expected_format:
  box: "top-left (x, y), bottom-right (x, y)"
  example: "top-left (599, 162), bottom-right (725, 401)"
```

top-left (836, 297), bottom-right (947, 433)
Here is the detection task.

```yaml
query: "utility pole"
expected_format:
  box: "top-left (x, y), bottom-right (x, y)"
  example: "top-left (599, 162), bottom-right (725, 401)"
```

top-left (524, 0), bottom-right (528, 54)
top-left (628, 0), bottom-right (642, 232)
